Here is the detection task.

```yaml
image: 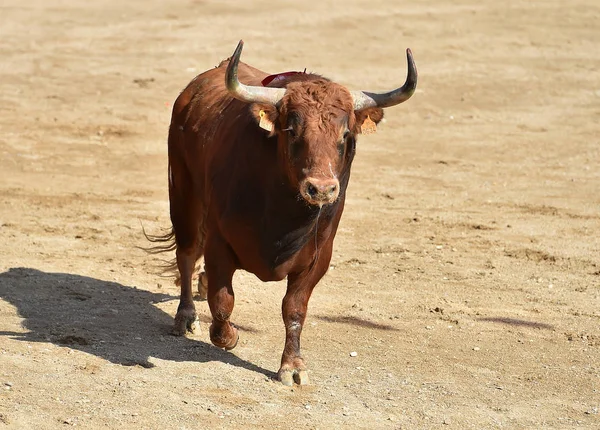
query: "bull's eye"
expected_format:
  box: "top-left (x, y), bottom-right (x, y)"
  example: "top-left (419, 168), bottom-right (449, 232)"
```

top-left (284, 123), bottom-right (302, 160)
top-left (338, 131), bottom-right (350, 157)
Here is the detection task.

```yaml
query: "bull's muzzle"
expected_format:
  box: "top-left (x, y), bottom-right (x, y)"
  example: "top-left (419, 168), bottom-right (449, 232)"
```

top-left (300, 177), bottom-right (340, 206)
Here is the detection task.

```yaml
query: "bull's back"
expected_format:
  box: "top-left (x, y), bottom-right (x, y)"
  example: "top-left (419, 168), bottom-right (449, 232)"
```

top-left (172, 60), bottom-right (268, 130)
top-left (168, 60), bottom-right (270, 187)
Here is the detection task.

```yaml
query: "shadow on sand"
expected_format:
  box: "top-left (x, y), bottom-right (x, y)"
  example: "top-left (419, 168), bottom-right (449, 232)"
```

top-left (0, 267), bottom-right (275, 378)
top-left (478, 316), bottom-right (554, 330)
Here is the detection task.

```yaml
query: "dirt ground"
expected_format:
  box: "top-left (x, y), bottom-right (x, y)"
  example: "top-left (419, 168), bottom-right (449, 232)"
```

top-left (1, 0), bottom-right (599, 428)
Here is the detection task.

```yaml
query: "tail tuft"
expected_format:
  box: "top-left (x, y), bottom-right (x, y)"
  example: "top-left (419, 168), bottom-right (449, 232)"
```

top-left (139, 224), bottom-right (179, 282)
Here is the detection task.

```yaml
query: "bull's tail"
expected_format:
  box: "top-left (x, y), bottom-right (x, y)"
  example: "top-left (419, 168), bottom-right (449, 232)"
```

top-left (139, 224), bottom-right (179, 281)
top-left (141, 224), bottom-right (177, 254)
top-left (140, 223), bottom-right (205, 287)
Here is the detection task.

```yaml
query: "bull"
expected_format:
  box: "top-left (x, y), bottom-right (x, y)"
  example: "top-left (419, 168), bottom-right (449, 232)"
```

top-left (153, 40), bottom-right (417, 385)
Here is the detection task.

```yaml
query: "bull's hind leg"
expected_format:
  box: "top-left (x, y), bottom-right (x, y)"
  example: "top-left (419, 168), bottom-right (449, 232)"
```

top-left (197, 266), bottom-right (208, 300)
top-left (278, 241), bottom-right (334, 386)
top-left (172, 247), bottom-right (200, 335)
top-left (204, 233), bottom-right (239, 350)
top-left (169, 157), bottom-right (203, 336)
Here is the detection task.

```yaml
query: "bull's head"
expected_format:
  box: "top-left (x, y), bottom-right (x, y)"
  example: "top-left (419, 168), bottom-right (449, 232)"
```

top-left (225, 40), bottom-right (417, 206)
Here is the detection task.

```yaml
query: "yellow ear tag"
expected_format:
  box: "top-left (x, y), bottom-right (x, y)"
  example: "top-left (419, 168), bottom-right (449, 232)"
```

top-left (361, 115), bottom-right (377, 134)
top-left (259, 110), bottom-right (274, 132)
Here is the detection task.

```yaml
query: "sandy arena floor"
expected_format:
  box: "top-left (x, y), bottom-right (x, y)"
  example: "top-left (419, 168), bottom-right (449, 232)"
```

top-left (1, 0), bottom-right (599, 428)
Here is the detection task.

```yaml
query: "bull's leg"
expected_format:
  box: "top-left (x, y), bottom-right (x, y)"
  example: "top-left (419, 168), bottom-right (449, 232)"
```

top-left (197, 266), bottom-right (208, 300)
top-left (278, 241), bottom-right (333, 386)
top-left (172, 246), bottom-right (200, 335)
top-left (169, 154), bottom-right (202, 336)
top-left (205, 234), bottom-right (239, 350)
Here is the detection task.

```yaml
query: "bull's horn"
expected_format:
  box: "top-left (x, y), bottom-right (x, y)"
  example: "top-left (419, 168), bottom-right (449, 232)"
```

top-left (351, 48), bottom-right (417, 110)
top-left (225, 40), bottom-right (286, 105)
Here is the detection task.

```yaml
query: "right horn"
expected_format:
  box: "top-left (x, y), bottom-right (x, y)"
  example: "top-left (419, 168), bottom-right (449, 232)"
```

top-left (225, 40), bottom-right (287, 105)
top-left (351, 49), bottom-right (418, 110)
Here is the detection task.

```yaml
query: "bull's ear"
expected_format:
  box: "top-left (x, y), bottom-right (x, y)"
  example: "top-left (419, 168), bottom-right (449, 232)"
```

top-left (352, 107), bottom-right (384, 135)
top-left (250, 103), bottom-right (279, 136)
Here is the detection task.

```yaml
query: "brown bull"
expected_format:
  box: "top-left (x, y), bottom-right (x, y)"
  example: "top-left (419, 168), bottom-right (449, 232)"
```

top-left (156, 40), bottom-right (417, 385)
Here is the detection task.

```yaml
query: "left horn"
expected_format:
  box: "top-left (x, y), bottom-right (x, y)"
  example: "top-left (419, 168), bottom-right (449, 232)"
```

top-left (351, 48), bottom-right (418, 110)
top-left (225, 40), bottom-right (286, 105)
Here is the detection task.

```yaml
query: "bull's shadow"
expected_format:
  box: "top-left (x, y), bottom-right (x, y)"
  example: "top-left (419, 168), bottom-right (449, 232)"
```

top-left (0, 267), bottom-right (275, 377)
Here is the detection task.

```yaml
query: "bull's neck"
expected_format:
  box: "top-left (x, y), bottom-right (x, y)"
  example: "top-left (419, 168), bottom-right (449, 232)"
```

top-left (260, 162), bottom-right (347, 269)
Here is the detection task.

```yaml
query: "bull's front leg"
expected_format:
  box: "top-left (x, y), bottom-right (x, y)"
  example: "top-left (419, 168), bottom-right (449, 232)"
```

top-left (205, 233), bottom-right (239, 350)
top-left (278, 243), bottom-right (333, 386)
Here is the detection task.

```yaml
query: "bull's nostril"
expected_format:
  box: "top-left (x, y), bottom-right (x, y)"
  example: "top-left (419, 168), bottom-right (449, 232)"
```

top-left (328, 184), bottom-right (338, 195)
top-left (306, 183), bottom-right (318, 198)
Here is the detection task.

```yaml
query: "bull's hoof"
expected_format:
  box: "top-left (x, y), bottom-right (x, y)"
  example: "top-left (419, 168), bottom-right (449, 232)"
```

top-left (209, 323), bottom-right (239, 350)
top-left (224, 331), bottom-right (239, 351)
top-left (172, 309), bottom-right (199, 336)
top-left (278, 369), bottom-right (309, 386)
top-left (196, 272), bottom-right (208, 301)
